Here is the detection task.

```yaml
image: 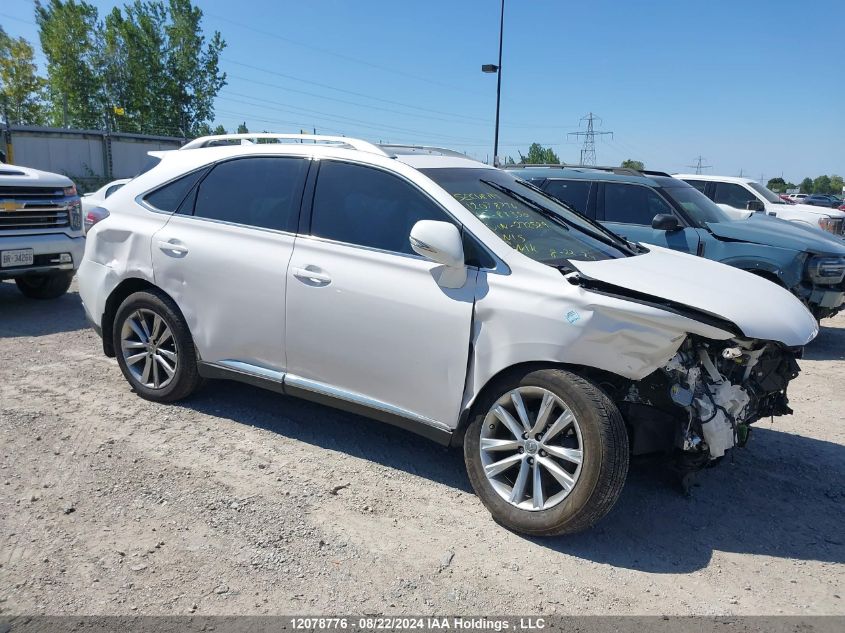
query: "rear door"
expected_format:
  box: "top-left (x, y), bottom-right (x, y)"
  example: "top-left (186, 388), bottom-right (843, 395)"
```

top-left (284, 160), bottom-right (477, 429)
top-left (151, 155), bottom-right (309, 374)
top-left (599, 181), bottom-right (701, 254)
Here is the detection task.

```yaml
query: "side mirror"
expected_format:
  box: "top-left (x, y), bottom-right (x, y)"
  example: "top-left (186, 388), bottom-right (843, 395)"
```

top-left (410, 220), bottom-right (467, 288)
top-left (652, 214), bottom-right (681, 231)
top-left (746, 199), bottom-right (765, 212)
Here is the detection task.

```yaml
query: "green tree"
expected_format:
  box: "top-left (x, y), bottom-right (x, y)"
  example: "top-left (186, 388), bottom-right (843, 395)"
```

top-left (799, 177), bottom-right (813, 194)
top-left (212, 124), bottom-right (226, 135)
top-left (0, 27), bottom-right (47, 125)
top-left (621, 159), bottom-right (644, 170)
top-left (813, 175), bottom-right (832, 195)
top-left (829, 175), bottom-right (844, 196)
top-left (163, 0), bottom-right (226, 137)
top-left (766, 177), bottom-right (787, 193)
top-left (518, 143), bottom-right (560, 165)
top-left (236, 122), bottom-right (249, 134)
top-left (36, 0), bottom-right (105, 128)
top-left (101, 2), bottom-right (169, 134)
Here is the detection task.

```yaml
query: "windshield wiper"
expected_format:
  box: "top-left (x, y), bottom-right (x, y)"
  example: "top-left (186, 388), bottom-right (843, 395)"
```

top-left (480, 179), bottom-right (637, 255)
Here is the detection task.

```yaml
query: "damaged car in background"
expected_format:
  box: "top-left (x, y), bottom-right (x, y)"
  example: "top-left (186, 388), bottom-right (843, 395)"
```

top-left (78, 136), bottom-right (818, 536)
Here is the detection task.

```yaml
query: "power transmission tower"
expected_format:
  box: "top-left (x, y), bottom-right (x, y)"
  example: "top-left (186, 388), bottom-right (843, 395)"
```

top-left (686, 155), bottom-right (712, 174)
top-left (568, 112), bottom-right (612, 166)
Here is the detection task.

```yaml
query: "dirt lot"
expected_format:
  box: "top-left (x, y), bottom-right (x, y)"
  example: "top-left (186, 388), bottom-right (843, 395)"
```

top-left (1, 279), bottom-right (843, 616)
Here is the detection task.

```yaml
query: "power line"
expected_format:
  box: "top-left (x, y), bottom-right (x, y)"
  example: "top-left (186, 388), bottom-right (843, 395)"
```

top-left (686, 155), bottom-right (712, 174)
top-left (568, 112), bottom-right (612, 166)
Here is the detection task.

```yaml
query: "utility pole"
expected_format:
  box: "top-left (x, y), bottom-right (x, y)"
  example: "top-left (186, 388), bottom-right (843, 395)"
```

top-left (686, 155), bottom-right (712, 175)
top-left (568, 112), bottom-right (612, 166)
top-left (481, 0), bottom-right (506, 166)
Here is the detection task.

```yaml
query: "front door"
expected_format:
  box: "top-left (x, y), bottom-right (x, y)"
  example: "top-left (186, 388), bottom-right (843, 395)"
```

top-left (151, 155), bottom-right (309, 374)
top-left (600, 181), bottom-right (701, 254)
top-left (285, 160), bottom-right (477, 428)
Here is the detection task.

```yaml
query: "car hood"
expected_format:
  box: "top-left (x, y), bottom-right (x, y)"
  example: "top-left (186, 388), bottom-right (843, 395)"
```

top-left (0, 163), bottom-right (73, 188)
top-left (570, 245), bottom-right (818, 347)
top-left (706, 215), bottom-right (845, 254)
top-left (780, 202), bottom-right (845, 218)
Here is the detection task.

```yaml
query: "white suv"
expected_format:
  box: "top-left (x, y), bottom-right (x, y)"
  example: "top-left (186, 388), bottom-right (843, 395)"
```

top-left (78, 134), bottom-right (817, 535)
top-left (675, 174), bottom-right (845, 236)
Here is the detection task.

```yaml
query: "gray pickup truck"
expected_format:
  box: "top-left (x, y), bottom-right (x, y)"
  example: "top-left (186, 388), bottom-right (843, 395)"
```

top-left (0, 162), bottom-right (85, 298)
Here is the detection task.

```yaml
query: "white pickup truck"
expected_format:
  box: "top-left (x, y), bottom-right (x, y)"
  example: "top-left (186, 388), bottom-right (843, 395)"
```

top-left (0, 162), bottom-right (85, 298)
top-left (674, 174), bottom-right (845, 237)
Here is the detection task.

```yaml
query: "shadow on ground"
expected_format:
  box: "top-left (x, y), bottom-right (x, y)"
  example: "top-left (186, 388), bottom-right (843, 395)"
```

top-left (181, 379), bottom-right (845, 575)
top-left (0, 280), bottom-right (87, 338)
top-left (803, 322), bottom-right (845, 361)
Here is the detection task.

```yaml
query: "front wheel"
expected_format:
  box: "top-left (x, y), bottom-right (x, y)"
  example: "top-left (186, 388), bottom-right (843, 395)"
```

top-left (464, 368), bottom-right (629, 536)
top-left (15, 271), bottom-right (74, 299)
top-left (112, 289), bottom-right (203, 402)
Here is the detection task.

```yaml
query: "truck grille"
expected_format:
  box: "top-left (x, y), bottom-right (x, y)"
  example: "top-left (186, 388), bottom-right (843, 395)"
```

top-left (0, 186), bottom-right (72, 231)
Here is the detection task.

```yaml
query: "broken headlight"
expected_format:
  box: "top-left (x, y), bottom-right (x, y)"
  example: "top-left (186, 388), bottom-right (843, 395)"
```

top-left (806, 256), bottom-right (845, 285)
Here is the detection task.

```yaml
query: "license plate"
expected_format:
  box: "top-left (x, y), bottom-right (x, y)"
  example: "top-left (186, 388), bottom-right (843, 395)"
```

top-left (1, 249), bottom-right (34, 268)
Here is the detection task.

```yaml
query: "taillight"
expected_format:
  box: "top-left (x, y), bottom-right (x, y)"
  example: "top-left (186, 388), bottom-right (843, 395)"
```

top-left (84, 206), bottom-right (110, 233)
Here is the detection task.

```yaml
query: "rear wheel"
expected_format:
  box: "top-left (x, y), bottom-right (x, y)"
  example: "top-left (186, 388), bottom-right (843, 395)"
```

top-left (112, 290), bottom-right (202, 402)
top-left (15, 272), bottom-right (74, 299)
top-left (464, 368), bottom-right (629, 536)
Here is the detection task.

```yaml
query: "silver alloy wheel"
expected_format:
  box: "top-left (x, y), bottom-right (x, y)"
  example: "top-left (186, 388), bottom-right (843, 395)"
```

top-left (480, 386), bottom-right (584, 511)
top-left (120, 308), bottom-right (178, 390)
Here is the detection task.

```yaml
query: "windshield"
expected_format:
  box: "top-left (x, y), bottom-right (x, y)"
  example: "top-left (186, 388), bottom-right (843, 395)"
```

top-left (747, 181), bottom-right (784, 204)
top-left (421, 168), bottom-right (632, 266)
top-left (660, 184), bottom-right (733, 225)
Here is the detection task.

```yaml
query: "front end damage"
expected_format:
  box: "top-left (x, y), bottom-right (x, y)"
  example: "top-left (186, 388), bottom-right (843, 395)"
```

top-left (607, 336), bottom-right (801, 477)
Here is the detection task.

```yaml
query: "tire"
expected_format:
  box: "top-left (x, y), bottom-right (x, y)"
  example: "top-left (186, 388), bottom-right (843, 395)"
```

top-left (464, 368), bottom-right (629, 536)
top-left (112, 289), bottom-right (202, 402)
top-left (15, 272), bottom-right (74, 299)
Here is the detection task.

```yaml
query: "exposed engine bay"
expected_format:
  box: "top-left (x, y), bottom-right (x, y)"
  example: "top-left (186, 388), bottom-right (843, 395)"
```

top-left (590, 336), bottom-right (801, 473)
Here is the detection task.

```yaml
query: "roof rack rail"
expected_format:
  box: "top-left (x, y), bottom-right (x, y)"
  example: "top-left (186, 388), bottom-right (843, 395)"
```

top-left (502, 163), bottom-right (671, 178)
top-left (377, 144), bottom-right (470, 159)
top-left (180, 133), bottom-right (389, 156)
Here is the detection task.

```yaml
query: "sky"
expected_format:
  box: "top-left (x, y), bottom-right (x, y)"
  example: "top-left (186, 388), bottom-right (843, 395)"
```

top-left (2, 0), bottom-right (843, 183)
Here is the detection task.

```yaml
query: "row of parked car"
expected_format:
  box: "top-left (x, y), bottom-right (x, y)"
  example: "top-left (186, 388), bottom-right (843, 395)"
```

top-left (0, 134), bottom-right (840, 536)
top-left (785, 192), bottom-right (845, 208)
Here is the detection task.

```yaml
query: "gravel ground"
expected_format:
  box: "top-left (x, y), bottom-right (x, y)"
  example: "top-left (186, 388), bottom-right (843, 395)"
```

top-left (1, 279), bottom-right (843, 616)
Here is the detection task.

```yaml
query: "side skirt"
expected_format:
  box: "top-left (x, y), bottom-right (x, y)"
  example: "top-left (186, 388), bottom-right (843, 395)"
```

top-left (196, 361), bottom-right (453, 446)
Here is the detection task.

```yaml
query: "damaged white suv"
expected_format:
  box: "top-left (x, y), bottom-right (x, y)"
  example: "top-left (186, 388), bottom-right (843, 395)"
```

top-left (78, 134), bottom-right (817, 535)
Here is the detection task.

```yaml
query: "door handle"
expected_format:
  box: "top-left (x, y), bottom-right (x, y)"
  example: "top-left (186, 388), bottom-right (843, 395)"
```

top-left (292, 266), bottom-right (331, 285)
top-left (157, 240), bottom-right (188, 256)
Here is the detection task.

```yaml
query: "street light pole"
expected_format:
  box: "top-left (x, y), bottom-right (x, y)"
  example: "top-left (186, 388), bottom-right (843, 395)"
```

top-left (493, 0), bottom-right (504, 167)
top-left (482, 0), bottom-right (505, 167)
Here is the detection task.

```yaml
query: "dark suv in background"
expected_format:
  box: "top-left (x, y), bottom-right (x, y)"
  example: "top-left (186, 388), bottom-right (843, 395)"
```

top-left (506, 165), bottom-right (845, 320)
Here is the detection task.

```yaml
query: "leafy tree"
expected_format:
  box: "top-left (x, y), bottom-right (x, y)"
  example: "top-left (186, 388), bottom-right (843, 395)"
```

top-left (766, 177), bottom-right (787, 193)
top-left (813, 175), bottom-right (832, 195)
top-left (829, 175), bottom-right (844, 196)
top-left (35, 0), bottom-right (225, 135)
top-left (163, 0), bottom-right (226, 137)
top-left (0, 27), bottom-right (47, 125)
top-left (36, 0), bottom-right (105, 128)
top-left (799, 178), bottom-right (814, 194)
top-left (212, 124), bottom-right (226, 135)
top-left (236, 122), bottom-right (249, 134)
top-left (621, 159), bottom-right (644, 170)
top-left (518, 143), bottom-right (560, 165)
top-left (101, 2), bottom-right (169, 134)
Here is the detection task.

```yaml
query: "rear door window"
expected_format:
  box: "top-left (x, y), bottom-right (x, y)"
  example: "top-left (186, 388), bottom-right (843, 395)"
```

top-left (603, 182), bottom-right (673, 225)
top-left (191, 157), bottom-right (308, 231)
top-left (542, 179), bottom-right (591, 214)
top-left (684, 179), bottom-right (708, 194)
